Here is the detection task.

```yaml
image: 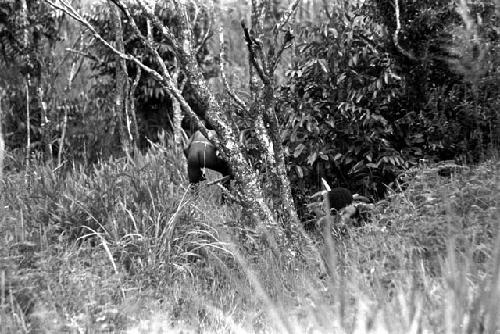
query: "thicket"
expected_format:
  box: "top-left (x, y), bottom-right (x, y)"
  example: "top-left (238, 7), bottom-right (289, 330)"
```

top-left (279, 0), bottom-right (500, 214)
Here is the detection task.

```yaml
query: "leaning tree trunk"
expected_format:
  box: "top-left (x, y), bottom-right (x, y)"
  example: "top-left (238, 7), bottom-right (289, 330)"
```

top-left (171, 0), bottom-right (302, 240)
top-left (157, 3), bottom-right (281, 233)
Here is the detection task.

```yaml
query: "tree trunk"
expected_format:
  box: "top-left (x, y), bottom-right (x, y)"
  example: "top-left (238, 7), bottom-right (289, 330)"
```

top-left (39, 87), bottom-right (52, 159)
top-left (110, 3), bottom-right (129, 155)
top-left (0, 88), bottom-right (5, 192)
top-left (242, 0), bottom-right (301, 237)
top-left (127, 66), bottom-right (141, 149)
top-left (19, 0), bottom-right (30, 186)
top-left (57, 106), bottom-right (68, 166)
top-left (171, 58), bottom-right (183, 150)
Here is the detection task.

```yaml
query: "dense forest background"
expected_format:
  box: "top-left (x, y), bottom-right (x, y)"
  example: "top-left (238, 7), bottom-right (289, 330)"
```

top-left (0, 0), bottom-right (499, 332)
top-left (1, 0), bottom-right (498, 199)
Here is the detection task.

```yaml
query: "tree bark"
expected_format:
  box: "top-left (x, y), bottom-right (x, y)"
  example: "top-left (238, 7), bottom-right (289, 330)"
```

top-left (241, 0), bottom-right (302, 237)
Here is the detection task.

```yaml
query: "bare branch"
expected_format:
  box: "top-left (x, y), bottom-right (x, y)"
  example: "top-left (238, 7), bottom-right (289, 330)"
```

top-left (269, 0), bottom-right (300, 72)
top-left (270, 31), bottom-right (293, 72)
top-left (108, 0), bottom-right (171, 82)
top-left (393, 0), bottom-right (419, 61)
top-left (241, 20), bottom-right (269, 84)
top-left (195, 10), bottom-right (213, 56)
top-left (276, 0), bottom-right (301, 32)
top-left (65, 48), bottom-right (99, 62)
top-left (45, 0), bottom-right (135, 63)
top-left (219, 27), bottom-right (248, 112)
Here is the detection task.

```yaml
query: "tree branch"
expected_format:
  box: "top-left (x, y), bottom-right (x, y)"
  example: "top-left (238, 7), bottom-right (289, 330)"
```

top-left (393, 0), bottom-right (419, 61)
top-left (241, 20), bottom-right (269, 85)
top-left (276, 0), bottom-right (301, 32)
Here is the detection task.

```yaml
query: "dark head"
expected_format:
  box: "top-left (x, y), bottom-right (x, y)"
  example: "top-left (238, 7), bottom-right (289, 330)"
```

top-left (326, 187), bottom-right (353, 212)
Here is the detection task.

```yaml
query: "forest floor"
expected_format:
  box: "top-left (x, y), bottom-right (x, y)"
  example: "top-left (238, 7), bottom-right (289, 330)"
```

top-left (0, 148), bottom-right (499, 333)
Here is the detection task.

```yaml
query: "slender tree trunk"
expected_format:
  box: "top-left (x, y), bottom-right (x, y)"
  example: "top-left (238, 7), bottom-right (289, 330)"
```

top-left (57, 106), bottom-right (68, 166)
top-left (19, 0), bottom-right (28, 47)
top-left (110, 3), bottom-right (129, 156)
top-left (0, 88), bottom-right (5, 193)
top-left (25, 80), bottom-right (30, 187)
top-left (171, 58), bottom-right (183, 150)
top-left (244, 0), bottom-right (300, 235)
top-left (39, 87), bottom-right (52, 159)
top-left (19, 0), bottom-right (30, 186)
top-left (127, 66), bottom-right (141, 149)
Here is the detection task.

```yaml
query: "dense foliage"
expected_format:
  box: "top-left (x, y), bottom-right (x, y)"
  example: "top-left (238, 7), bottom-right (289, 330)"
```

top-left (279, 2), bottom-right (404, 207)
top-left (277, 0), bottom-right (500, 216)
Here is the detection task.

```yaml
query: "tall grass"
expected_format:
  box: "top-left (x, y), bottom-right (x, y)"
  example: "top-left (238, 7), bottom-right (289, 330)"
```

top-left (0, 140), bottom-right (498, 333)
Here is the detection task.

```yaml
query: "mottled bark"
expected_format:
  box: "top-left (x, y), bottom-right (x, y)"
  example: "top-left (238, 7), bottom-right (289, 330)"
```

top-left (240, 0), bottom-right (301, 237)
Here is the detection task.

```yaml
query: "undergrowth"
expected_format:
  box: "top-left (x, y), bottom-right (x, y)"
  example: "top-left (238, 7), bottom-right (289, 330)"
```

top-left (0, 144), bottom-right (498, 333)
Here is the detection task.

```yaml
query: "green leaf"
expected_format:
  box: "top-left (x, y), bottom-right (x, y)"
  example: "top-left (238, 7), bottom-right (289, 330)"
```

top-left (329, 28), bottom-right (338, 38)
top-left (295, 166), bottom-right (304, 178)
top-left (351, 160), bottom-right (364, 173)
top-left (307, 152), bottom-right (317, 165)
top-left (294, 144), bottom-right (305, 158)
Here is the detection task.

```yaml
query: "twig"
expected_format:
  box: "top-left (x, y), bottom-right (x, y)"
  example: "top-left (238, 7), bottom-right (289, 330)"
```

top-left (65, 48), bottom-right (100, 62)
top-left (206, 175), bottom-right (231, 186)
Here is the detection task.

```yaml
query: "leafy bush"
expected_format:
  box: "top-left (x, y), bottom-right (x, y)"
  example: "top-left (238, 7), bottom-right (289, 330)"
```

top-left (278, 3), bottom-right (405, 211)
